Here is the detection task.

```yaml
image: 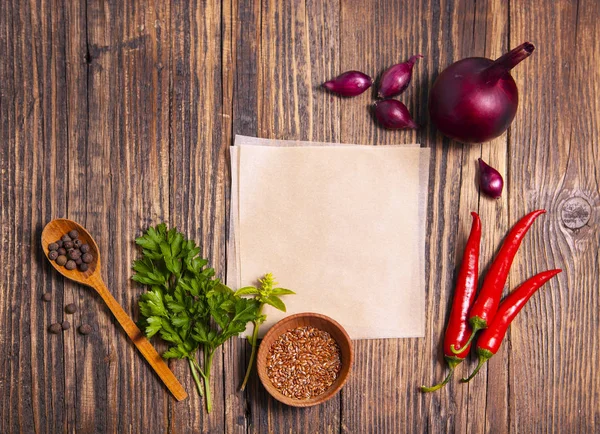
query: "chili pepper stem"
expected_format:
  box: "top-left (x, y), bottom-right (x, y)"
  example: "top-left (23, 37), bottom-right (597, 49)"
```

top-left (461, 349), bottom-right (493, 382)
top-left (421, 357), bottom-right (462, 393)
top-left (421, 369), bottom-right (454, 393)
top-left (450, 316), bottom-right (487, 354)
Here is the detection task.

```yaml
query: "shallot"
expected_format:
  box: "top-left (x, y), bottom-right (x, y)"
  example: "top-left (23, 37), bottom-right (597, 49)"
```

top-left (378, 54), bottom-right (423, 98)
top-left (478, 158), bottom-right (504, 198)
top-left (322, 71), bottom-right (373, 97)
top-left (373, 99), bottom-right (417, 130)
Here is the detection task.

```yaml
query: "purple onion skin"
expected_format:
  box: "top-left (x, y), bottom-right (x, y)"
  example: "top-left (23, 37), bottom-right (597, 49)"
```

top-left (478, 158), bottom-right (504, 198)
top-left (373, 99), bottom-right (418, 130)
top-left (429, 42), bottom-right (534, 143)
top-left (378, 54), bottom-right (423, 98)
top-left (322, 71), bottom-right (373, 97)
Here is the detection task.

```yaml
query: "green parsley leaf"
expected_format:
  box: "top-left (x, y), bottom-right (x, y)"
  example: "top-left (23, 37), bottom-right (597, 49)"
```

top-left (132, 223), bottom-right (262, 413)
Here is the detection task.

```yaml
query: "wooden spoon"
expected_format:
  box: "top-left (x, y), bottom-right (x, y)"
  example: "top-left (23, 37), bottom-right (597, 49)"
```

top-left (41, 218), bottom-right (188, 401)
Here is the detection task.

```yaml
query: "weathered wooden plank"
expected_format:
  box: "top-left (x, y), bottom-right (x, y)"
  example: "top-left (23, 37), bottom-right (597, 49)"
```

top-left (65, 0), bottom-right (172, 432)
top-left (221, 0), bottom-right (261, 431)
top-left (169, 0), bottom-right (229, 429)
top-left (0, 0), bottom-right (69, 432)
top-left (508, 0), bottom-right (600, 431)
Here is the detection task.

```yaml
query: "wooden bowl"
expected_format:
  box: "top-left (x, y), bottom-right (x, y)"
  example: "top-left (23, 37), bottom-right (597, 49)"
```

top-left (256, 312), bottom-right (353, 407)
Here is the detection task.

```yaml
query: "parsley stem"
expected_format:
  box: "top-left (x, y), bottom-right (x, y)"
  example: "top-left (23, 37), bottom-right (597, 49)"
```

top-left (203, 349), bottom-right (215, 413)
top-left (188, 357), bottom-right (204, 398)
top-left (240, 304), bottom-right (264, 391)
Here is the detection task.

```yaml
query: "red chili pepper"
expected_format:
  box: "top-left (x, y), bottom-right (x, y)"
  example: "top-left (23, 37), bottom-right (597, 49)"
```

top-left (421, 212), bottom-right (481, 392)
top-left (461, 269), bottom-right (561, 382)
top-left (451, 209), bottom-right (546, 354)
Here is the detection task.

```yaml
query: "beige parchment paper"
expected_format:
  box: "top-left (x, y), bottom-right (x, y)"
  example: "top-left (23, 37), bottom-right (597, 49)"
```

top-left (228, 136), bottom-right (430, 339)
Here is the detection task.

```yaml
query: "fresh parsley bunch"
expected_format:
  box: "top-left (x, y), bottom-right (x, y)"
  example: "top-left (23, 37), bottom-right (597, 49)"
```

top-left (132, 223), bottom-right (261, 412)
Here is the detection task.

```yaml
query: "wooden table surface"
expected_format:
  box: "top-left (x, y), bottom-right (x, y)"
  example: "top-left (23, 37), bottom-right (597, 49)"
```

top-left (1, 0), bottom-right (599, 432)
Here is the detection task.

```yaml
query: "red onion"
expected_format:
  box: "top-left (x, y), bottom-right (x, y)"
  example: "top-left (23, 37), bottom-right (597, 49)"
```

top-left (378, 54), bottom-right (423, 98)
top-left (322, 71), bottom-right (373, 97)
top-left (478, 158), bottom-right (504, 198)
top-left (429, 42), bottom-right (535, 143)
top-left (373, 99), bottom-right (417, 130)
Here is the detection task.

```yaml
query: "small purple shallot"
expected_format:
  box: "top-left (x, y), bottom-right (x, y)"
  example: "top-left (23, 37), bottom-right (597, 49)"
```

top-left (322, 71), bottom-right (373, 97)
top-left (373, 99), bottom-right (418, 130)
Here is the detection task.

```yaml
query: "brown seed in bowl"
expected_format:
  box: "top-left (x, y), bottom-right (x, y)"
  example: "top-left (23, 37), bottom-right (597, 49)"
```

top-left (266, 326), bottom-right (342, 400)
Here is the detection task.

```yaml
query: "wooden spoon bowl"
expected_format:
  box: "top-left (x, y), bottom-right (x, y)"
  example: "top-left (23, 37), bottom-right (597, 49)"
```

top-left (256, 312), bottom-right (353, 407)
top-left (41, 218), bottom-right (100, 281)
top-left (41, 218), bottom-right (188, 401)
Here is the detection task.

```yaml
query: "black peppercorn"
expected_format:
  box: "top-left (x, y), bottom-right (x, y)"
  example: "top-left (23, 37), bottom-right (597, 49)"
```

top-left (65, 303), bottom-right (77, 314)
top-left (64, 241), bottom-right (74, 249)
top-left (48, 243), bottom-right (59, 251)
top-left (82, 253), bottom-right (93, 264)
top-left (49, 323), bottom-right (62, 334)
top-left (68, 249), bottom-right (81, 260)
top-left (56, 255), bottom-right (68, 266)
top-left (78, 263), bottom-right (89, 272)
top-left (65, 260), bottom-right (76, 270)
top-left (57, 247), bottom-right (67, 256)
top-left (78, 324), bottom-right (92, 335)
top-left (42, 292), bottom-right (52, 302)
top-left (80, 244), bottom-right (90, 254)
top-left (74, 239), bottom-right (82, 248)
top-left (56, 240), bottom-right (64, 248)
top-left (48, 250), bottom-right (59, 260)
top-left (75, 257), bottom-right (83, 265)
top-left (62, 321), bottom-right (71, 330)
top-left (68, 230), bottom-right (79, 239)
top-left (61, 234), bottom-right (72, 243)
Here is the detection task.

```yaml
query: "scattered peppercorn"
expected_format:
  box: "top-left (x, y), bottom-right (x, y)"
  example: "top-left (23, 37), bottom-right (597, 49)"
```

top-left (65, 260), bottom-right (76, 270)
top-left (65, 303), bottom-right (77, 314)
top-left (82, 253), bottom-right (93, 264)
top-left (78, 324), bottom-right (92, 335)
top-left (80, 244), bottom-right (90, 254)
top-left (42, 292), bottom-right (52, 302)
top-left (57, 247), bottom-right (67, 256)
top-left (48, 251), bottom-right (59, 260)
top-left (78, 263), bottom-right (89, 272)
top-left (62, 321), bottom-right (71, 330)
top-left (68, 230), bottom-right (79, 239)
top-left (56, 255), bottom-right (68, 266)
top-left (48, 243), bottom-right (59, 251)
top-left (49, 323), bottom-right (62, 334)
top-left (61, 235), bottom-right (72, 243)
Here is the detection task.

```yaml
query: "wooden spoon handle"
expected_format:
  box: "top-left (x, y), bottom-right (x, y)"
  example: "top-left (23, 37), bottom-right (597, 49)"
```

top-left (88, 274), bottom-right (188, 401)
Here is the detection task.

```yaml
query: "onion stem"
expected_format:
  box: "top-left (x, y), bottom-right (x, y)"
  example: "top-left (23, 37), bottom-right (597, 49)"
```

top-left (483, 42), bottom-right (535, 83)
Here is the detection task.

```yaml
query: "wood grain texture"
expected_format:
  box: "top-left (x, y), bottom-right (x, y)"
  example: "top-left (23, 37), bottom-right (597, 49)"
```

top-left (508, 0), bottom-right (600, 431)
top-left (1, 0), bottom-right (598, 432)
